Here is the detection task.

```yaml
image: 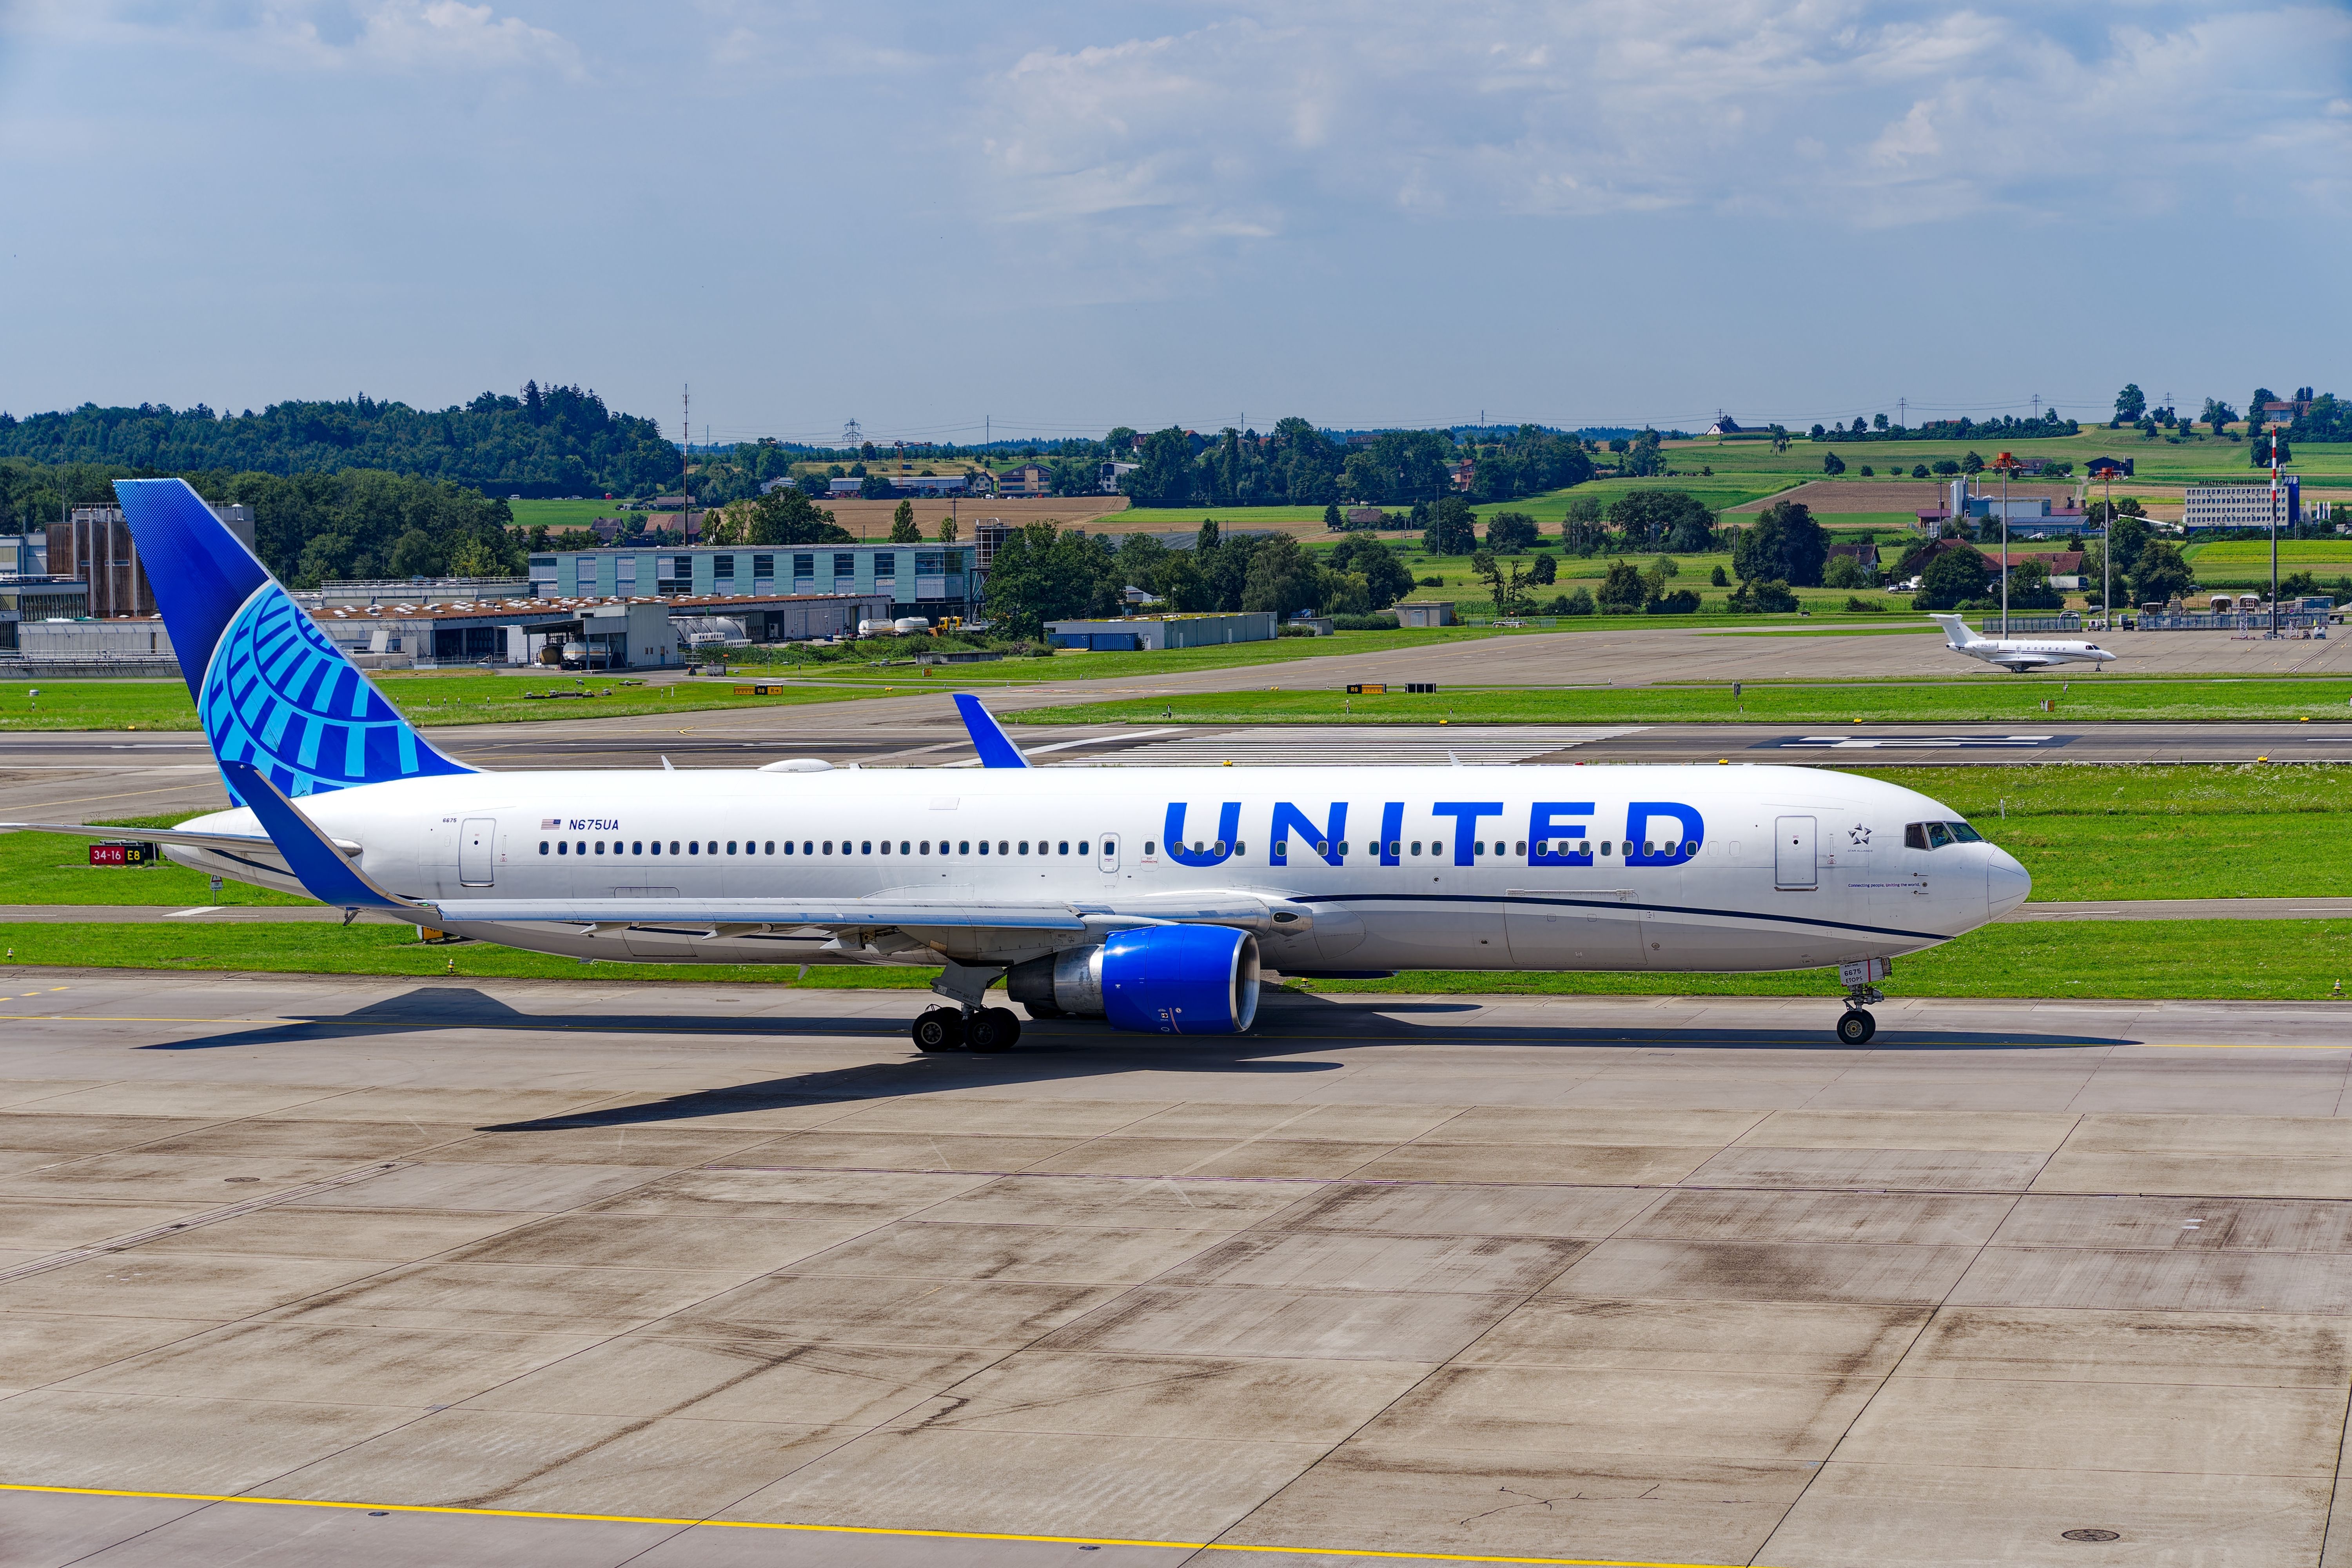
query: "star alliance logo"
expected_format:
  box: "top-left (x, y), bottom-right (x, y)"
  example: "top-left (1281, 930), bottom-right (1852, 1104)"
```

top-left (1848, 825), bottom-right (1872, 846)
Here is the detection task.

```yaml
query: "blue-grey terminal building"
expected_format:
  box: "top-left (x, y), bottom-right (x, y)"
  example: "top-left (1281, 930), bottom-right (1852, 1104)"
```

top-left (532, 544), bottom-right (980, 621)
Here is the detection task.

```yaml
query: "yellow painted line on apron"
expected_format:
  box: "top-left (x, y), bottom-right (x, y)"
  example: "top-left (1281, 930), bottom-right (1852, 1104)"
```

top-left (0, 1482), bottom-right (1771, 1566)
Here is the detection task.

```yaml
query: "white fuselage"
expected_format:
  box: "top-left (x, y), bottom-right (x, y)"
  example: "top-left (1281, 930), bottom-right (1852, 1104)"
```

top-left (163, 763), bottom-right (2029, 974)
top-left (1956, 638), bottom-right (2114, 668)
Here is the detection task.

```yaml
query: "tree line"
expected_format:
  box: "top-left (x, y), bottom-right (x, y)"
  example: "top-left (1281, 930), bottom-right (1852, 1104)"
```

top-left (0, 455), bottom-right (521, 585)
top-left (979, 521), bottom-right (1421, 636)
top-left (0, 384), bottom-right (680, 499)
top-left (1119, 421), bottom-right (1593, 509)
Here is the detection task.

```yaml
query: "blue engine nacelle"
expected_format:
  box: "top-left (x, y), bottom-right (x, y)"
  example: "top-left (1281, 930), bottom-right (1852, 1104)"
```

top-left (1005, 926), bottom-right (1261, 1034)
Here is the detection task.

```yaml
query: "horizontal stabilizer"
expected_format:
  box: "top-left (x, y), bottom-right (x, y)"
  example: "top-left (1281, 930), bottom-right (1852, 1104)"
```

top-left (223, 761), bottom-right (417, 910)
top-left (0, 821), bottom-right (360, 855)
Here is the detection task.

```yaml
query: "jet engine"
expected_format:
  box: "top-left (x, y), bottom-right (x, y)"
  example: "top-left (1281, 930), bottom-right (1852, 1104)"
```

top-left (1007, 926), bottom-right (1261, 1034)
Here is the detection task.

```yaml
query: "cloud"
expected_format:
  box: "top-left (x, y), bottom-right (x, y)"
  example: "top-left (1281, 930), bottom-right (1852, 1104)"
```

top-left (970, 0), bottom-right (2352, 244)
top-left (1, 0), bottom-right (583, 78)
top-left (346, 0), bottom-right (580, 75)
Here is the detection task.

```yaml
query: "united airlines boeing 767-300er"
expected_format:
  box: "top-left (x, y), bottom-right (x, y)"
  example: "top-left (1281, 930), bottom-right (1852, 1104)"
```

top-left (7, 480), bottom-right (2030, 1048)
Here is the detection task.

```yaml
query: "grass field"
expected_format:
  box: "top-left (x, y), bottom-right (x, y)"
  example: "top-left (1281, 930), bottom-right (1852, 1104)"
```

top-left (1844, 762), bottom-right (2352, 901)
top-left (1012, 677), bottom-right (2352, 728)
top-left (0, 673), bottom-right (880, 733)
top-left (1, 917), bottom-right (2341, 1002)
top-left (506, 497), bottom-right (633, 530)
top-left (1668, 433), bottom-right (2352, 492)
top-left (0, 817), bottom-right (314, 905)
top-left (0, 922), bottom-right (933, 986)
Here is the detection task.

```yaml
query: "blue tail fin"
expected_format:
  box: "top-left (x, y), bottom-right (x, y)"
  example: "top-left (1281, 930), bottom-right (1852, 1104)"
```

top-left (114, 479), bottom-right (475, 805)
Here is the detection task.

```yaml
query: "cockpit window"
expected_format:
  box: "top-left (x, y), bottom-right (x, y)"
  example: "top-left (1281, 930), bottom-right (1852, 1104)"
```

top-left (1945, 821), bottom-right (1983, 843)
top-left (1925, 823), bottom-right (1953, 849)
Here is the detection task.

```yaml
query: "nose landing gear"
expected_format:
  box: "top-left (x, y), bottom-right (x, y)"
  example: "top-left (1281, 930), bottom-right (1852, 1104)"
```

top-left (1833, 958), bottom-right (1890, 1045)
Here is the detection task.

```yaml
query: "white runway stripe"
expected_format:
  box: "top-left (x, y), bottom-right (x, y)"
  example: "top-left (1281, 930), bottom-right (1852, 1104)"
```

top-left (1053, 725), bottom-right (1646, 766)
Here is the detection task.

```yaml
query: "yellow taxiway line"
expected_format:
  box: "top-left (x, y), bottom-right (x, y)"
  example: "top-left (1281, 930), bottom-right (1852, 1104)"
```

top-left (0, 1481), bottom-right (1764, 1567)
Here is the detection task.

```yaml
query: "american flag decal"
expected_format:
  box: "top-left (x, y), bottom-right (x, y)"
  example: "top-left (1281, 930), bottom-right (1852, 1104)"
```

top-left (541, 818), bottom-right (561, 829)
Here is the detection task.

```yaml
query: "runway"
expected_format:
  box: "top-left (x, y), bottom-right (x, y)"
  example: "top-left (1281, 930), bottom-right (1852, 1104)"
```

top-left (4, 971), bottom-right (2352, 1567)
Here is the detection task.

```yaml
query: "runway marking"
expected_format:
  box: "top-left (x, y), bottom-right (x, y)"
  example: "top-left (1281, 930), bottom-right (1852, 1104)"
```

top-left (0, 1483), bottom-right (1767, 1567)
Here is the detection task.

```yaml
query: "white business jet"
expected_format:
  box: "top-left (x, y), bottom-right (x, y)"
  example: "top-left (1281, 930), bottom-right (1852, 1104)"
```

top-left (3, 480), bottom-right (2032, 1048)
top-left (1931, 614), bottom-right (2117, 672)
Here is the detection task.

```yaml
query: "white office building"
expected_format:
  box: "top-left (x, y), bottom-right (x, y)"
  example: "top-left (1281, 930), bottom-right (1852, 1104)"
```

top-left (2183, 479), bottom-right (2303, 530)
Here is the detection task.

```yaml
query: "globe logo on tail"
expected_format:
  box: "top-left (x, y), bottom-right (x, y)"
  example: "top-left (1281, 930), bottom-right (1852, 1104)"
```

top-left (199, 585), bottom-right (470, 802)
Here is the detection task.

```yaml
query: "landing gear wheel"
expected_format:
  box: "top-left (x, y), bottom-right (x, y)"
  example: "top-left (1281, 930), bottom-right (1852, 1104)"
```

top-left (965, 1006), bottom-right (1021, 1053)
top-left (1836, 1009), bottom-right (1877, 1046)
top-left (912, 1008), bottom-right (965, 1053)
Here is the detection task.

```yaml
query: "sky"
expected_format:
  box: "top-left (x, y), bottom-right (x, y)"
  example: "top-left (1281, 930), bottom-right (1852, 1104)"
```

top-left (1, 0), bottom-right (2347, 444)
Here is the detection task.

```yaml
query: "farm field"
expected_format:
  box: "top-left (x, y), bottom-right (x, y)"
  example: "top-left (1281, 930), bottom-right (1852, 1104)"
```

top-left (2185, 538), bottom-right (2352, 581)
top-left (504, 497), bottom-right (633, 531)
top-left (1012, 676), bottom-right (2352, 728)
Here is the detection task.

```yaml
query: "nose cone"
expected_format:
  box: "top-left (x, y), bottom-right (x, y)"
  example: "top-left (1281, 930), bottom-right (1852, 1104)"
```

top-left (1986, 846), bottom-right (2031, 919)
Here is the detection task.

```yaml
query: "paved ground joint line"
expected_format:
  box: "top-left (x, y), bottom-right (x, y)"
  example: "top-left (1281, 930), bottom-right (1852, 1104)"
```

top-left (0, 1485), bottom-right (1771, 1566)
top-left (0, 1161), bottom-right (416, 1285)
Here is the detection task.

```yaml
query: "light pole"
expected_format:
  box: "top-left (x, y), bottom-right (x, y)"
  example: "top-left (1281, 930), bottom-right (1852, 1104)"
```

top-left (2268, 423), bottom-right (2283, 637)
top-left (1993, 451), bottom-right (2019, 636)
top-left (2102, 468), bottom-right (2113, 631)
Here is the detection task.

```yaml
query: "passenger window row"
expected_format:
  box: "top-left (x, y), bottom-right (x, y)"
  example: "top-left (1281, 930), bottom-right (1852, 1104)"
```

top-left (539, 838), bottom-right (1094, 858)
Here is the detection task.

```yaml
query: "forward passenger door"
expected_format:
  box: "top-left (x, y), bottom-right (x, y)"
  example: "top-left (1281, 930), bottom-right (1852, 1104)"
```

top-left (1775, 815), bottom-right (1817, 890)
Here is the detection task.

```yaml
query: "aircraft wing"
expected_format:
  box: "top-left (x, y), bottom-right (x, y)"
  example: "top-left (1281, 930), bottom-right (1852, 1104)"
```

top-left (429, 889), bottom-right (1306, 937)
top-left (1984, 651), bottom-right (2063, 669)
top-left (431, 898), bottom-right (1088, 933)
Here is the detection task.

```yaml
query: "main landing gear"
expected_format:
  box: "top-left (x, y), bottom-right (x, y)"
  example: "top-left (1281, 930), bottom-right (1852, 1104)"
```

top-left (911, 1005), bottom-right (1022, 1054)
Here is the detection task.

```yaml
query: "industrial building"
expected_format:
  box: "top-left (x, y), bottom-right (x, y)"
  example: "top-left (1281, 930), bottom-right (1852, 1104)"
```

top-left (1045, 612), bottom-right (1276, 650)
top-left (2183, 479), bottom-right (2303, 530)
top-left (532, 543), bottom-right (980, 621)
top-left (0, 574), bottom-right (87, 652)
top-left (307, 588), bottom-right (891, 669)
top-left (51, 502), bottom-right (254, 619)
top-left (6, 586), bottom-right (889, 677)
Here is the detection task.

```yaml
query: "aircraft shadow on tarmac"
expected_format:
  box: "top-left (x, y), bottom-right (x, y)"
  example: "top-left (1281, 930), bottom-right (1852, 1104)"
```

top-left (137, 985), bottom-right (2142, 1133)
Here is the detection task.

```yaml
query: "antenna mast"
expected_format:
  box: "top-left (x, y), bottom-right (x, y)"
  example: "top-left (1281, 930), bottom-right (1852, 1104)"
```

top-left (681, 384), bottom-right (691, 534)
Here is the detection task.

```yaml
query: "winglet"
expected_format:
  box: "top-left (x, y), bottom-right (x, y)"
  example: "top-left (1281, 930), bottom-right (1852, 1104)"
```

top-left (221, 760), bottom-right (416, 909)
top-left (953, 693), bottom-right (1030, 768)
